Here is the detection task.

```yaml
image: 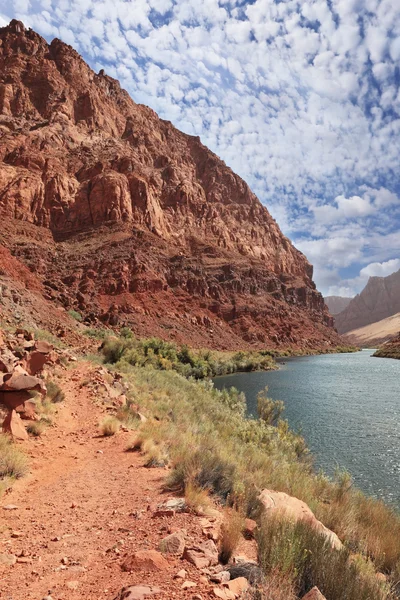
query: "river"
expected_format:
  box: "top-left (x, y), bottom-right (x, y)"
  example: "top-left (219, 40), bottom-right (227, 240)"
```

top-left (213, 349), bottom-right (400, 507)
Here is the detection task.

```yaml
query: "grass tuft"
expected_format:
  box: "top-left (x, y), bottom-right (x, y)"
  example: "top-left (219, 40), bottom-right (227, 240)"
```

top-left (99, 416), bottom-right (120, 437)
top-left (0, 434), bottom-right (28, 481)
top-left (219, 508), bottom-right (244, 564)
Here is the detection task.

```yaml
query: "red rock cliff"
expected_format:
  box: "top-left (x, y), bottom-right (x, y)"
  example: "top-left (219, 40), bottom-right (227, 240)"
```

top-left (0, 20), bottom-right (339, 349)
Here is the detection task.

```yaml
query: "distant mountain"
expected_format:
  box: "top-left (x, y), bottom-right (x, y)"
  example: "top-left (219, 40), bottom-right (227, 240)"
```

top-left (335, 269), bottom-right (400, 334)
top-left (325, 296), bottom-right (352, 315)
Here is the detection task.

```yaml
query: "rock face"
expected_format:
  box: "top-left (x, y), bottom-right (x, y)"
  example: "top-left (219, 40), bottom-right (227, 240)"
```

top-left (0, 20), bottom-right (341, 350)
top-left (335, 269), bottom-right (400, 334)
top-left (324, 296), bottom-right (352, 316)
top-left (258, 489), bottom-right (342, 550)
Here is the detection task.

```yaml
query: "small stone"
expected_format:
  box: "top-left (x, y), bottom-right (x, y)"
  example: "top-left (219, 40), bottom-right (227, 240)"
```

top-left (182, 581), bottom-right (197, 590)
top-left (159, 530), bottom-right (186, 555)
top-left (66, 581), bottom-right (79, 590)
top-left (211, 571), bottom-right (230, 584)
top-left (175, 569), bottom-right (187, 579)
top-left (16, 556), bottom-right (32, 564)
top-left (112, 585), bottom-right (162, 600)
top-left (3, 504), bottom-right (18, 510)
top-left (11, 531), bottom-right (23, 538)
top-left (243, 518), bottom-right (257, 540)
top-left (0, 553), bottom-right (17, 566)
top-left (121, 550), bottom-right (169, 572)
top-left (61, 556), bottom-right (69, 565)
top-left (227, 577), bottom-right (249, 596)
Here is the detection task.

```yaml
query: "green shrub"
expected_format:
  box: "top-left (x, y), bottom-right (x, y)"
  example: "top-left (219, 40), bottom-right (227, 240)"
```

top-left (68, 309), bottom-right (83, 322)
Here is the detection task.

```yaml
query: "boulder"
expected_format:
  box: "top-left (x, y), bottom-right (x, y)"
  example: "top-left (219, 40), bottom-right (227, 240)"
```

top-left (1, 371), bottom-right (45, 395)
top-left (226, 562), bottom-right (263, 585)
top-left (302, 587), bottom-right (327, 600)
top-left (258, 489), bottom-right (342, 550)
top-left (2, 410), bottom-right (28, 441)
top-left (121, 550), bottom-right (169, 572)
top-left (113, 586), bottom-right (162, 600)
top-left (26, 351), bottom-right (47, 375)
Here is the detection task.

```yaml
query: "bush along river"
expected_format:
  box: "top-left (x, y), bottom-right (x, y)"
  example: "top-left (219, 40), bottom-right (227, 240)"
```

top-left (213, 349), bottom-right (400, 507)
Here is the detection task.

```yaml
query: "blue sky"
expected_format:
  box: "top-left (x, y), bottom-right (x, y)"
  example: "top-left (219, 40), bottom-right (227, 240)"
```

top-left (1, 0), bottom-right (400, 297)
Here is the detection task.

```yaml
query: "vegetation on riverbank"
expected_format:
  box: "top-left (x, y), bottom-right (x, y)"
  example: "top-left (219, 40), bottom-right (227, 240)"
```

top-left (100, 337), bottom-right (400, 599)
top-left (101, 333), bottom-right (277, 378)
top-left (373, 335), bottom-right (400, 360)
top-left (99, 330), bottom-right (359, 379)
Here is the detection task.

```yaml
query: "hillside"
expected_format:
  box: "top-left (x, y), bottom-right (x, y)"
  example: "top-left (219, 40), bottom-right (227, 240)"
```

top-left (344, 312), bottom-right (400, 347)
top-left (0, 20), bottom-right (340, 351)
top-left (335, 269), bottom-right (400, 334)
top-left (324, 296), bottom-right (352, 316)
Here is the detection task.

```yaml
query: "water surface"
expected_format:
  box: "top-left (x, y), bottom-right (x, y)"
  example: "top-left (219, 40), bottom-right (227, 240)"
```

top-left (213, 350), bottom-right (400, 506)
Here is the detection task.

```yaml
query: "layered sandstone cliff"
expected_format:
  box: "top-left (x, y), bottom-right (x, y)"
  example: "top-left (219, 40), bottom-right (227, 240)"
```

top-left (0, 20), bottom-right (340, 349)
top-left (335, 270), bottom-right (400, 334)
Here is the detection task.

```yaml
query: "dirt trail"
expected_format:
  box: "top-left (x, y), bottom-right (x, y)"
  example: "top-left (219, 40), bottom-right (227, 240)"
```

top-left (0, 363), bottom-right (244, 600)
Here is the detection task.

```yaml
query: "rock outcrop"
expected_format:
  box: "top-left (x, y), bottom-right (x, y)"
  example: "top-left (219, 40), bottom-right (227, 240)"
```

top-left (335, 269), bottom-right (400, 334)
top-left (0, 20), bottom-right (341, 350)
top-left (0, 328), bottom-right (53, 438)
top-left (324, 296), bottom-right (352, 315)
top-left (258, 489), bottom-right (342, 550)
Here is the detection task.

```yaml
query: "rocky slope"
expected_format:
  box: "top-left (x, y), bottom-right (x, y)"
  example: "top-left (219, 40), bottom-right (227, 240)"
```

top-left (335, 270), bottom-right (400, 334)
top-left (0, 20), bottom-right (340, 350)
top-left (324, 296), bottom-right (352, 316)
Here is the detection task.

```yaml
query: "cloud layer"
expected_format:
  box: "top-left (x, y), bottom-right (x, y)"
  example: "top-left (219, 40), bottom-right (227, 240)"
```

top-left (1, 0), bottom-right (400, 296)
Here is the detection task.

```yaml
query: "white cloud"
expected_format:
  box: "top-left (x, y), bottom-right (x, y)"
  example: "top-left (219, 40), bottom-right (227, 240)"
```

top-left (360, 258), bottom-right (400, 279)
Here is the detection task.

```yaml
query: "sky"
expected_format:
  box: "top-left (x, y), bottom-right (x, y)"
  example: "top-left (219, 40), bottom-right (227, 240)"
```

top-left (1, 0), bottom-right (400, 297)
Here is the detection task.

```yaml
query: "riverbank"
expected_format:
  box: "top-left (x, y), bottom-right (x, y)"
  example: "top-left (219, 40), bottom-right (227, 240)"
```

top-left (213, 350), bottom-right (400, 507)
top-left (373, 334), bottom-right (400, 359)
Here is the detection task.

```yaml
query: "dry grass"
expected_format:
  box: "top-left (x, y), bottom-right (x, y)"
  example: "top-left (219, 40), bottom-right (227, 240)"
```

top-left (219, 508), bottom-right (245, 564)
top-left (243, 570), bottom-right (296, 600)
top-left (0, 433), bottom-right (28, 483)
top-left (141, 438), bottom-right (168, 467)
top-left (26, 421), bottom-right (47, 437)
top-left (257, 514), bottom-right (393, 600)
top-left (99, 416), bottom-right (120, 437)
top-left (184, 480), bottom-right (213, 515)
top-left (45, 380), bottom-right (65, 404)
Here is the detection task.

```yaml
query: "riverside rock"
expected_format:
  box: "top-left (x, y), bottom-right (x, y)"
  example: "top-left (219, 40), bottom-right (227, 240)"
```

top-left (258, 489), bottom-right (342, 550)
top-left (0, 20), bottom-right (341, 351)
top-left (302, 587), bottom-right (327, 600)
